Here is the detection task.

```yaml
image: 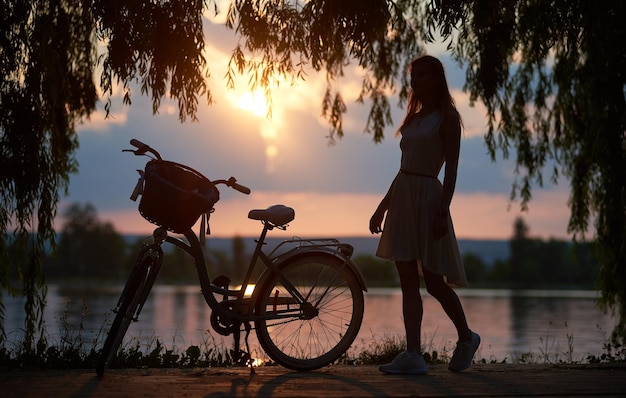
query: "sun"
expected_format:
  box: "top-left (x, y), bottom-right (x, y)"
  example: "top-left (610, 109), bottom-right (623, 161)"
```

top-left (237, 90), bottom-right (269, 117)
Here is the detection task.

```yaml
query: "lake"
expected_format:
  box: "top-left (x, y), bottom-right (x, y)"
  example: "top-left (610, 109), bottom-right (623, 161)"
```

top-left (2, 284), bottom-right (618, 364)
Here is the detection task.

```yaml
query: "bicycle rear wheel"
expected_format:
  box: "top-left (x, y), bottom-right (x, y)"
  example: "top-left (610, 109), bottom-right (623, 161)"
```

top-left (254, 254), bottom-right (364, 371)
top-left (96, 245), bottom-right (162, 376)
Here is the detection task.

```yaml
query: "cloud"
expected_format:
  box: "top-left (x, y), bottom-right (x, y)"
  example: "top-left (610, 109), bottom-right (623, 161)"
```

top-left (453, 90), bottom-right (490, 138)
top-left (451, 189), bottom-right (572, 240)
top-left (61, 17), bottom-right (574, 242)
top-left (96, 188), bottom-right (574, 241)
top-left (66, 90), bottom-right (567, 239)
top-left (77, 109), bottom-right (128, 132)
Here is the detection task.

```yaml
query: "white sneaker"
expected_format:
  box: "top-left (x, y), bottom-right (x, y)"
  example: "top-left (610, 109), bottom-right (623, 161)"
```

top-left (448, 331), bottom-right (480, 372)
top-left (379, 351), bottom-right (428, 375)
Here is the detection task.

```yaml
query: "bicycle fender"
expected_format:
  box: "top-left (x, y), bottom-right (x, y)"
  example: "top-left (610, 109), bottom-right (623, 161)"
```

top-left (256, 249), bottom-right (368, 293)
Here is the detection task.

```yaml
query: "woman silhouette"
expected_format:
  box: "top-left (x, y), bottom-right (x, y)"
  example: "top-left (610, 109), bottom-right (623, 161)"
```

top-left (370, 55), bottom-right (480, 375)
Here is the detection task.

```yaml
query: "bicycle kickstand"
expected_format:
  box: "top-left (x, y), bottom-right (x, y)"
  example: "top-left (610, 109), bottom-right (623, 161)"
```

top-left (232, 322), bottom-right (255, 375)
top-left (244, 322), bottom-right (255, 375)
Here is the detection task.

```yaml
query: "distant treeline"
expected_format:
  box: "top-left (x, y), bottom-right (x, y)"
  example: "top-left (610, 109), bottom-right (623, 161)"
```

top-left (356, 218), bottom-right (599, 289)
top-left (5, 203), bottom-right (600, 290)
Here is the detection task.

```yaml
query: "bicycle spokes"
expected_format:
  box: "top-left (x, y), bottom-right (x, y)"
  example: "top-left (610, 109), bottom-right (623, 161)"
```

top-left (254, 255), bottom-right (364, 371)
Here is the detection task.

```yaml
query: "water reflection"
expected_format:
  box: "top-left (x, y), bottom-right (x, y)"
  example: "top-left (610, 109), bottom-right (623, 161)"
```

top-left (2, 285), bottom-right (617, 363)
top-left (360, 288), bottom-right (614, 362)
top-left (506, 292), bottom-right (609, 361)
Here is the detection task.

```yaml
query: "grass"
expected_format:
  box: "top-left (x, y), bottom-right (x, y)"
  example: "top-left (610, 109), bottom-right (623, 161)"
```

top-left (0, 330), bottom-right (244, 371)
top-left (2, 328), bottom-right (623, 371)
top-left (1, 309), bottom-right (624, 370)
top-left (343, 332), bottom-right (450, 366)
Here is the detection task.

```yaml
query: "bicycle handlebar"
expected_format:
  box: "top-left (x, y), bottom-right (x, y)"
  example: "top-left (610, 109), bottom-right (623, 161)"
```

top-left (130, 138), bottom-right (146, 149)
top-left (128, 138), bottom-right (162, 160)
top-left (215, 177), bottom-right (251, 195)
top-left (125, 138), bottom-right (251, 195)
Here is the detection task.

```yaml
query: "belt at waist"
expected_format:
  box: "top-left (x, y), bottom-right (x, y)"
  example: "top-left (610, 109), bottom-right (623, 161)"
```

top-left (399, 168), bottom-right (436, 179)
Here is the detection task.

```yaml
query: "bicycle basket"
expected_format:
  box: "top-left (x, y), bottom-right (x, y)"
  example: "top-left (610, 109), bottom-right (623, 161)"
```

top-left (138, 160), bottom-right (219, 233)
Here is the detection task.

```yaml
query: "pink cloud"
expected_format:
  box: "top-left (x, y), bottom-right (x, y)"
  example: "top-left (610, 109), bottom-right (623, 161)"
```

top-left (98, 189), bottom-right (574, 241)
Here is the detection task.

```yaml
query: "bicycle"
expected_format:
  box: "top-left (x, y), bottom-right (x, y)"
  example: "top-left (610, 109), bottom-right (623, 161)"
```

top-left (96, 139), bottom-right (367, 376)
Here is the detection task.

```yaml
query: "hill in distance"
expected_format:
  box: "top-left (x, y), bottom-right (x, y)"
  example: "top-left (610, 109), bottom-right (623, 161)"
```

top-left (125, 235), bottom-right (510, 266)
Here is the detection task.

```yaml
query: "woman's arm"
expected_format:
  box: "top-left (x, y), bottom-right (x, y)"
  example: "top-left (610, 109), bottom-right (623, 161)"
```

top-left (369, 173), bottom-right (399, 234)
top-left (432, 110), bottom-right (461, 240)
top-left (439, 110), bottom-right (462, 215)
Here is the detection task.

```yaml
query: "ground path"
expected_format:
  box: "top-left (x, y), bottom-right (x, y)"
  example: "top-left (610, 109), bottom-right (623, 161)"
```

top-left (2, 363), bottom-right (625, 397)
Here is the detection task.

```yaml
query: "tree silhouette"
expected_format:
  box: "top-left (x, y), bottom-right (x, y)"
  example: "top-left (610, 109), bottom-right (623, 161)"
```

top-left (510, 217), bottom-right (531, 289)
top-left (224, 0), bottom-right (626, 343)
top-left (51, 203), bottom-right (127, 279)
top-left (1, 0), bottom-right (624, 347)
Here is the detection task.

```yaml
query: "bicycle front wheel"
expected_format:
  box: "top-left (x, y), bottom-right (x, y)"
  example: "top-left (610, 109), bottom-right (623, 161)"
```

top-left (96, 246), bottom-right (162, 376)
top-left (254, 254), bottom-right (364, 371)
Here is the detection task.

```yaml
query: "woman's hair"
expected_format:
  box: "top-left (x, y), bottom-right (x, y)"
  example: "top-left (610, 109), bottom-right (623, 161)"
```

top-left (397, 55), bottom-right (460, 135)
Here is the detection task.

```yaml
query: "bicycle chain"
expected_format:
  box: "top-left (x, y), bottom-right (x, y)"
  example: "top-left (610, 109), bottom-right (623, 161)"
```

top-left (238, 317), bottom-right (300, 332)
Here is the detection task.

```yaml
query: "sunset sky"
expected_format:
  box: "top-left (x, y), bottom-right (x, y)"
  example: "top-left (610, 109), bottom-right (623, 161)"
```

top-left (62, 10), bottom-right (574, 241)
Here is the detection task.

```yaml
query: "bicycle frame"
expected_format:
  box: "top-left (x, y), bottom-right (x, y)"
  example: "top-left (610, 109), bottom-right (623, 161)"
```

top-left (158, 219), bottom-right (367, 325)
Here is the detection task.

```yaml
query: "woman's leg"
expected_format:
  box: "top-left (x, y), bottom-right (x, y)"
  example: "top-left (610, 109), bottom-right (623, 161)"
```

top-left (422, 268), bottom-right (472, 342)
top-left (395, 261), bottom-right (423, 353)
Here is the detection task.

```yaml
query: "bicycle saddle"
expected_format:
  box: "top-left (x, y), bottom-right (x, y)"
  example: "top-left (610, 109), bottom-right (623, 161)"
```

top-left (248, 204), bottom-right (295, 226)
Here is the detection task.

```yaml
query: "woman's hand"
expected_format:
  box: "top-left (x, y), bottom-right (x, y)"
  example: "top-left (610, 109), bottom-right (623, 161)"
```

top-left (432, 212), bottom-right (449, 240)
top-left (369, 209), bottom-right (385, 234)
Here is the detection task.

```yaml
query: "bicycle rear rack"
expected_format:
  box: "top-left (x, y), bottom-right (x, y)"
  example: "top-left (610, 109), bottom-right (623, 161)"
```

top-left (267, 238), bottom-right (354, 260)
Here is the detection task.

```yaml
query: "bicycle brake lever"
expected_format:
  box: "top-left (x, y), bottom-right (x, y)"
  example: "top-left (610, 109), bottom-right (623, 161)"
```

top-left (122, 148), bottom-right (149, 156)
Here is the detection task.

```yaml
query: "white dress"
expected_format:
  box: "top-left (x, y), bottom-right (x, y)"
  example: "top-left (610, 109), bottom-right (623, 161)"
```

top-left (376, 111), bottom-right (468, 287)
